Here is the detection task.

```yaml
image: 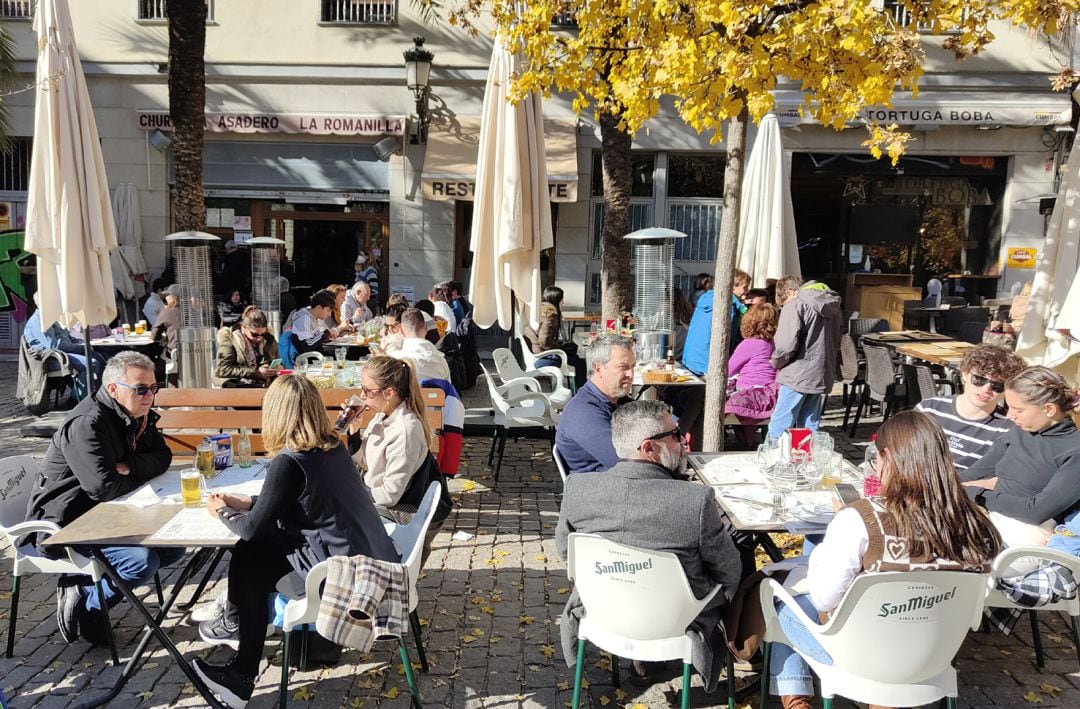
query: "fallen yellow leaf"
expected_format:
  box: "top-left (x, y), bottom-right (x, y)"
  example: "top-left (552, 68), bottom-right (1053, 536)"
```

top-left (136, 691), bottom-right (154, 702)
top-left (556, 587), bottom-right (570, 594)
top-left (495, 549), bottom-right (511, 557)
top-left (382, 687), bottom-right (400, 700)
top-left (350, 699), bottom-right (364, 708)
top-left (534, 554), bottom-right (548, 562)
top-left (632, 705), bottom-right (649, 709)
top-left (1002, 667), bottom-right (1013, 676)
top-left (480, 605), bottom-right (495, 613)
top-left (598, 696), bottom-right (611, 706)
top-left (292, 686), bottom-right (313, 701)
top-left (1023, 691), bottom-right (1043, 703)
top-left (1041, 684), bottom-right (1063, 697)
top-left (541, 644), bottom-right (555, 658)
top-left (462, 480), bottom-right (476, 491)
top-left (357, 679), bottom-right (375, 689)
top-left (557, 681), bottom-right (570, 690)
top-left (530, 475), bottom-right (543, 481)
top-left (520, 615), bottom-right (535, 625)
top-left (470, 596), bottom-right (486, 604)
top-left (462, 634), bottom-right (477, 643)
top-left (615, 688), bottom-right (627, 701)
top-left (471, 628), bottom-right (486, 637)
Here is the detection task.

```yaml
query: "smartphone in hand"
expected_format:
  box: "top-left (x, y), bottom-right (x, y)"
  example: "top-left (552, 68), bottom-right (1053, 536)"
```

top-left (834, 483), bottom-right (861, 507)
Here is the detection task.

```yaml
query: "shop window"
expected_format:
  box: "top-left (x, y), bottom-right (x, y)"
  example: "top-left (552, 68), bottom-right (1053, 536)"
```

top-left (670, 202), bottom-right (722, 261)
top-left (668, 154), bottom-right (724, 198)
top-left (590, 152), bottom-right (655, 198)
top-left (138, 0), bottom-right (215, 21)
top-left (590, 201), bottom-right (652, 260)
top-left (321, 0), bottom-right (397, 24)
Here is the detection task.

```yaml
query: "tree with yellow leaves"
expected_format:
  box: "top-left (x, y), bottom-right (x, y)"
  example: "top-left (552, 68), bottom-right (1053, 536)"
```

top-left (450, 0), bottom-right (1076, 448)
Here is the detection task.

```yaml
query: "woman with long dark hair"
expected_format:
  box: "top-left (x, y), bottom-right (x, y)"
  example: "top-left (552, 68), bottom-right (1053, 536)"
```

top-left (769, 410), bottom-right (1001, 709)
top-left (523, 285), bottom-right (587, 388)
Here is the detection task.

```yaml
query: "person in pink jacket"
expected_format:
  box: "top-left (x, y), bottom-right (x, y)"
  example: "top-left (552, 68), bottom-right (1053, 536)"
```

top-left (725, 303), bottom-right (780, 447)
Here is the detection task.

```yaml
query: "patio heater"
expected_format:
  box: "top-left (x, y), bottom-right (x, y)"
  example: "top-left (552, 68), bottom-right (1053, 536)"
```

top-left (625, 227), bottom-right (687, 362)
top-left (249, 237), bottom-right (286, 338)
top-left (164, 231), bottom-right (220, 388)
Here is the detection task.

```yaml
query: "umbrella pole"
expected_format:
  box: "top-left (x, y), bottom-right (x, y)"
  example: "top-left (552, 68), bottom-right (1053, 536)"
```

top-left (84, 335), bottom-right (97, 396)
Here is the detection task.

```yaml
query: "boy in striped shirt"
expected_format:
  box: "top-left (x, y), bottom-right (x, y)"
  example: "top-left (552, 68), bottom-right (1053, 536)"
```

top-left (916, 344), bottom-right (1026, 469)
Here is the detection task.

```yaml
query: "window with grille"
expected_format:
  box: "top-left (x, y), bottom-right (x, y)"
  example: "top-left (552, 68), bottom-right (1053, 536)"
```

top-left (0, 1), bottom-right (31, 19)
top-left (0, 138), bottom-right (31, 192)
top-left (321, 0), bottom-right (397, 24)
top-left (138, 0), bottom-right (215, 22)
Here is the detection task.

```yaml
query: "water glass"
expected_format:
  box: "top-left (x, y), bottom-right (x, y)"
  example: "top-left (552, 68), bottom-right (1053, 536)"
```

top-left (335, 347), bottom-right (347, 370)
top-left (757, 435), bottom-right (782, 468)
top-left (798, 456), bottom-right (825, 489)
top-left (812, 432), bottom-right (833, 456)
top-left (765, 461), bottom-right (799, 512)
top-left (819, 451), bottom-right (843, 488)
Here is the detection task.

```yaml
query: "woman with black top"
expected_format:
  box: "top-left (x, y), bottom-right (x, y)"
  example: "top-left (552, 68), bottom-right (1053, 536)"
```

top-left (193, 374), bottom-right (397, 708)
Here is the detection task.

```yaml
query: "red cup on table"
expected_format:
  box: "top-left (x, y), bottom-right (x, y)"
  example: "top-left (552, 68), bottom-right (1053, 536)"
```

top-left (788, 427), bottom-right (813, 455)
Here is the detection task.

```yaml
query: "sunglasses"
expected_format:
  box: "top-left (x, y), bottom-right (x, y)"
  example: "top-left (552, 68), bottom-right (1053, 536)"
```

top-left (645, 427), bottom-right (682, 443)
top-left (968, 373), bottom-right (1005, 393)
top-left (115, 382), bottom-right (162, 397)
top-left (245, 329), bottom-right (266, 340)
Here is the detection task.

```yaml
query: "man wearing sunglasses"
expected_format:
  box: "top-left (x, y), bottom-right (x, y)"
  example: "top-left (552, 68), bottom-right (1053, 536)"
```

top-left (916, 344), bottom-right (1025, 470)
top-left (557, 400), bottom-right (748, 690)
top-left (27, 351), bottom-right (181, 648)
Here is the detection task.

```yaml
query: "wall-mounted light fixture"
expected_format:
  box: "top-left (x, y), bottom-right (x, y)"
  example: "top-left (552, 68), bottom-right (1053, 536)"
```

top-left (403, 36), bottom-right (435, 144)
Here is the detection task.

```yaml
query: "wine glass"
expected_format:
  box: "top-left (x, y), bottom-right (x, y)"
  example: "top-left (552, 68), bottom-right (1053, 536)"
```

top-left (757, 435), bottom-right (782, 469)
top-left (765, 461), bottom-right (798, 514)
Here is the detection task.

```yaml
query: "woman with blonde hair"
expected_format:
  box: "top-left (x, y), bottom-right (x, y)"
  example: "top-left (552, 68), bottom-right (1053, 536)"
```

top-left (769, 410), bottom-right (1001, 709)
top-left (348, 355), bottom-right (433, 513)
top-left (193, 374), bottom-right (396, 707)
top-left (962, 365), bottom-right (1080, 546)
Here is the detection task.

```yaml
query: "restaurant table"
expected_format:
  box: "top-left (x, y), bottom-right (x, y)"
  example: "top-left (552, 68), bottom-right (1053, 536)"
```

top-left (43, 463), bottom-right (268, 709)
top-left (858, 330), bottom-right (953, 349)
top-left (905, 306), bottom-right (951, 334)
top-left (89, 334), bottom-right (162, 360)
top-left (632, 364), bottom-right (704, 401)
top-left (323, 336), bottom-right (373, 360)
top-left (688, 451), bottom-right (863, 561)
top-left (560, 312), bottom-right (600, 339)
top-left (894, 340), bottom-right (976, 369)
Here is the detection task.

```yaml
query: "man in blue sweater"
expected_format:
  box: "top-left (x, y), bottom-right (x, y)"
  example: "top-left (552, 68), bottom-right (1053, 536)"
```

top-left (554, 333), bottom-right (636, 473)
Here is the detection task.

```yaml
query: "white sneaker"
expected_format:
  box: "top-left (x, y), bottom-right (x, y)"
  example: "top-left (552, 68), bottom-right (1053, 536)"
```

top-left (199, 613), bottom-right (240, 651)
top-left (191, 590), bottom-right (232, 623)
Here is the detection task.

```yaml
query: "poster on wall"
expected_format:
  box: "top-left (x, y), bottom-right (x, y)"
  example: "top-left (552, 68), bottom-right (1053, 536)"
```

top-left (1006, 247), bottom-right (1038, 269)
top-left (390, 284), bottom-right (415, 303)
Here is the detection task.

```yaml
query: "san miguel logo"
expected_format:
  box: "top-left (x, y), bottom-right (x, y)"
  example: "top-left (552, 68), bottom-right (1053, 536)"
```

top-left (594, 558), bottom-right (653, 576)
top-left (878, 586), bottom-right (956, 620)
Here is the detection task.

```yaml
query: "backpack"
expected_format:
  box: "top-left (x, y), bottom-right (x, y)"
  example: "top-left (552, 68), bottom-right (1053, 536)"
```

top-left (17, 339), bottom-right (72, 415)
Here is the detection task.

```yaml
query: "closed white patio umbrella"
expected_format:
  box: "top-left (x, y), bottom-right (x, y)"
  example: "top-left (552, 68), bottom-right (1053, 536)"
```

top-left (24, 0), bottom-right (118, 392)
top-left (736, 113), bottom-right (801, 286)
top-left (111, 182), bottom-right (148, 320)
top-left (467, 35), bottom-right (553, 331)
top-left (1016, 86), bottom-right (1080, 383)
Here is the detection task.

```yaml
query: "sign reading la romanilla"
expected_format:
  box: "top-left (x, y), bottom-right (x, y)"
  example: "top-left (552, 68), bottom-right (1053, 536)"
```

top-left (137, 110), bottom-right (406, 137)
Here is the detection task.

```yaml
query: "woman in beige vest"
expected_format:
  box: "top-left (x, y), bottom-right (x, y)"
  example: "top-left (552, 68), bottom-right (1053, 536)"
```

top-left (770, 410), bottom-right (1002, 709)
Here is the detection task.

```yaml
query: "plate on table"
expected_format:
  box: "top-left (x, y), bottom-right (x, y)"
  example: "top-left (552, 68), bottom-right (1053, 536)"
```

top-left (788, 504), bottom-right (834, 525)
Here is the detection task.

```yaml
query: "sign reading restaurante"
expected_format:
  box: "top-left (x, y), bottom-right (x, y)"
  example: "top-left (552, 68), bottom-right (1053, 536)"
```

top-left (137, 110), bottom-right (406, 137)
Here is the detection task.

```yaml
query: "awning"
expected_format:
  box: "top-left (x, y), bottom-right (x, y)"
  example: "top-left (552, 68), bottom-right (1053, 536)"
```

top-left (422, 117), bottom-right (578, 202)
top-left (773, 90), bottom-right (1072, 127)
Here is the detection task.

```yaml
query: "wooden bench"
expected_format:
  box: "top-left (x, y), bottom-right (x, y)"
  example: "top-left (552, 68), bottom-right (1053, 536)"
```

top-left (153, 387), bottom-right (445, 456)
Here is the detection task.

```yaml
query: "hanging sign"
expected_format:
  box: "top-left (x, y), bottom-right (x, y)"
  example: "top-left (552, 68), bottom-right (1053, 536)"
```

top-left (137, 110), bottom-right (406, 137)
top-left (1006, 247), bottom-right (1038, 269)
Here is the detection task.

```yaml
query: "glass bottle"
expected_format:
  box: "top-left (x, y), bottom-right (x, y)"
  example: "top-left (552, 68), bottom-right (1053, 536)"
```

top-left (235, 427), bottom-right (253, 468)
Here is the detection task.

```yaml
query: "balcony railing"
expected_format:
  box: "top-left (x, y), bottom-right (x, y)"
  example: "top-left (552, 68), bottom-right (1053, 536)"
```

top-left (551, 1), bottom-right (577, 27)
top-left (321, 0), bottom-right (397, 25)
top-left (0, 1), bottom-right (32, 19)
top-left (882, 0), bottom-right (964, 33)
top-left (138, 0), bottom-right (215, 22)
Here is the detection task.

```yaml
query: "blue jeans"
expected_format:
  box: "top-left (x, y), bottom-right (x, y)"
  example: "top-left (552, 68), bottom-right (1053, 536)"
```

top-left (76, 546), bottom-right (186, 611)
top-left (769, 593), bottom-right (834, 696)
top-left (767, 387), bottom-right (824, 439)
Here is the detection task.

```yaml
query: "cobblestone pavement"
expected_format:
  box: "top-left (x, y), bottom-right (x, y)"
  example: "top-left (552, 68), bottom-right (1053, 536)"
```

top-left (0, 361), bottom-right (1078, 708)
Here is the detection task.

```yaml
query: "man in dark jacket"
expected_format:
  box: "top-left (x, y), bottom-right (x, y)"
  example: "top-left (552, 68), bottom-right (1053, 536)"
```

top-left (767, 277), bottom-right (843, 438)
top-left (557, 400), bottom-right (749, 691)
top-left (27, 351), bottom-right (182, 646)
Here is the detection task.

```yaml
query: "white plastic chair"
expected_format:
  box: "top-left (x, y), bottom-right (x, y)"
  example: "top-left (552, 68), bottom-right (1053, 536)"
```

top-left (759, 570), bottom-right (990, 708)
top-left (518, 334), bottom-right (576, 393)
top-left (492, 347), bottom-right (571, 409)
top-left (0, 455), bottom-right (120, 665)
top-left (481, 362), bottom-right (559, 482)
top-left (552, 443), bottom-right (569, 484)
top-left (293, 351), bottom-right (324, 369)
top-left (985, 546), bottom-right (1080, 670)
top-left (388, 482), bottom-right (442, 673)
top-left (566, 533), bottom-right (733, 709)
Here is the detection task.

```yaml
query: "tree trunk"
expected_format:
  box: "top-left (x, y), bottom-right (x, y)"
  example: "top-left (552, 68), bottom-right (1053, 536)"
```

top-left (599, 111), bottom-right (633, 321)
top-left (166, 0), bottom-right (207, 232)
top-left (702, 111), bottom-right (748, 452)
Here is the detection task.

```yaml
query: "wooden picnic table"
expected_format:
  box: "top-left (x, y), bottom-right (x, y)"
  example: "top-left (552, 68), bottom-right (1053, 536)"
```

top-left (894, 339), bottom-right (976, 368)
top-left (859, 330), bottom-right (953, 349)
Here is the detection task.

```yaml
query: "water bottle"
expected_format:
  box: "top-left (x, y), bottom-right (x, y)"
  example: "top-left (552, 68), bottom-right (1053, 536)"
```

top-left (862, 434), bottom-right (880, 497)
top-left (235, 427), bottom-right (253, 468)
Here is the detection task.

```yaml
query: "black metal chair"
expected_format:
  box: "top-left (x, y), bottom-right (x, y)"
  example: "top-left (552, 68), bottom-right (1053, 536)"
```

top-left (903, 363), bottom-right (955, 408)
top-left (848, 344), bottom-right (905, 437)
top-left (902, 300), bottom-right (928, 330)
top-left (838, 334), bottom-right (864, 429)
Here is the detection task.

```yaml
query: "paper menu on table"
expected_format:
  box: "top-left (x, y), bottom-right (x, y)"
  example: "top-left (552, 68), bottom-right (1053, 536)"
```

top-left (146, 507), bottom-right (238, 544)
top-left (692, 453), bottom-right (763, 486)
top-left (109, 462), bottom-right (268, 506)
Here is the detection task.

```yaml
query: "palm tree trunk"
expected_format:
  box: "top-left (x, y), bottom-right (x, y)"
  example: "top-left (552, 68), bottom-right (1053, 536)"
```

top-left (599, 111), bottom-right (633, 321)
top-left (166, 0), bottom-right (207, 232)
top-left (702, 110), bottom-right (748, 452)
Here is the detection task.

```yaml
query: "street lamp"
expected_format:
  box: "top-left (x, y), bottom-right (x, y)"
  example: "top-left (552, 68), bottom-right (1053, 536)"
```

top-left (403, 36), bottom-right (434, 143)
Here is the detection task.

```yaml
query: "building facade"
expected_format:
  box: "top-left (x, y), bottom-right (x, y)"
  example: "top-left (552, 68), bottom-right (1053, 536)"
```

top-left (0, 0), bottom-right (1074, 347)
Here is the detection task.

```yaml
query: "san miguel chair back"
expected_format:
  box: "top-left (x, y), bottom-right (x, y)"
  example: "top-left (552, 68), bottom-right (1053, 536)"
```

top-left (758, 570), bottom-right (989, 708)
top-left (566, 533), bottom-right (733, 709)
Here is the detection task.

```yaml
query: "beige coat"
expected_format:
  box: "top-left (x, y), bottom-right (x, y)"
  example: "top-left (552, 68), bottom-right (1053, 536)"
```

top-left (357, 404), bottom-right (428, 507)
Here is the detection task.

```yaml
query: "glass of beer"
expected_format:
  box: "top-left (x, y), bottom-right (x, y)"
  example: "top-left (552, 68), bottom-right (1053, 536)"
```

top-left (820, 451), bottom-right (843, 488)
top-left (134, 321), bottom-right (145, 336)
top-left (180, 468), bottom-right (205, 508)
top-left (435, 318), bottom-right (448, 338)
top-left (196, 442), bottom-right (215, 479)
top-left (335, 347), bottom-right (347, 370)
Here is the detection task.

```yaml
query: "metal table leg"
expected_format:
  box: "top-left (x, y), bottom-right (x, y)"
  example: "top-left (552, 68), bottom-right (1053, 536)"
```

top-left (755, 533), bottom-right (786, 563)
top-left (74, 548), bottom-right (227, 709)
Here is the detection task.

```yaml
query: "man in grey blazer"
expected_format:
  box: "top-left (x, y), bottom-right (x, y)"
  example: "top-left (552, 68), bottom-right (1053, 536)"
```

top-left (556, 400), bottom-right (749, 692)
